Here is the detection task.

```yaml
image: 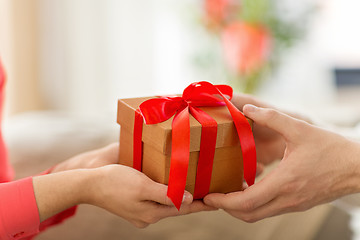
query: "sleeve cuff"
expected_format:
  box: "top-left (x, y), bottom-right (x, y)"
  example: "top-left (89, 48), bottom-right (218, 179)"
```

top-left (0, 177), bottom-right (40, 239)
top-left (36, 166), bottom-right (78, 232)
top-left (0, 167), bottom-right (79, 240)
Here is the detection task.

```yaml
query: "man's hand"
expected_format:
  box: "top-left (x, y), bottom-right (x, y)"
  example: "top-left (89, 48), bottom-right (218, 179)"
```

top-left (232, 94), bottom-right (286, 167)
top-left (204, 104), bottom-right (360, 222)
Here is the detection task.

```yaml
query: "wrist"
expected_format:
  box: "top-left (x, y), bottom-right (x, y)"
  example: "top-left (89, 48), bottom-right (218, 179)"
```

top-left (344, 140), bottom-right (360, 194)
top-left (33, 169), bottom-right (93, 221)
top-left (78, 167), bottom-right (106, 206)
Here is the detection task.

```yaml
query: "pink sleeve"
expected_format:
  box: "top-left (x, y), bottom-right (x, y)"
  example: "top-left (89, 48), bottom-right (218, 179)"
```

top-left (0, 177), bottom-right (40, 239)
top-left (22, 207), bottom-right (78, 240)
top-left (20, 169), bottom-right (78, 240)
top-left (0, 59), bottom-right (77, 240)
top-left (0, 176), bottom-right (78, 240)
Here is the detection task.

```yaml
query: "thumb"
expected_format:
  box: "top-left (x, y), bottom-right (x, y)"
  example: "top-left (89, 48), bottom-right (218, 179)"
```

top-left (145, 181), bottom-right (193, 206)
top-left (243, 104), bottom-right (300, 141)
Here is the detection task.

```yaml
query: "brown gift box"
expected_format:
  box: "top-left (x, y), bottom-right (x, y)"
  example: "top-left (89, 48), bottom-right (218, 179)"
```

top-left (117, 97), bottom-right (252, 196)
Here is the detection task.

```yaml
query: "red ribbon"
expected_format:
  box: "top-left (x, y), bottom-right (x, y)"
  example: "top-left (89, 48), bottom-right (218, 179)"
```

top-left (133, 81), bottom-right (256, 210)
top-left (133, 109), bottom-right (144, 172)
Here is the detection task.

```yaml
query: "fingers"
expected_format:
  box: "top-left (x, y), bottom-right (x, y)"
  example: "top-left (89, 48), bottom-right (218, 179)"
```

top-left (241, 163), bottom-right (265, 190)
top-left (103, 142), bottom-right (119, 150)
top-left (162, 200), bottom-right (216, 215)
top-left (203, 176), bottom-right (278, 212)
top-left (144, 180), bottom-right (193, 206)
top-left (148, 200), bottom-right (218, 222)
top-left (256, 163), bottom-right (264, 176)
top-left (243, 105), bottom-right (302, 142)
top-left (179, 200), bottom-right (218, 213)
top-left (202, 171), bottom-right (300, 222)
top-left (101, 143), bottom-right (120, 164)
top-left (131, 220), bottom-right (149, 229)
top-left (225, 197), bottom-right (286, 223)
top-left (132, 200), bottom-right (217, 228)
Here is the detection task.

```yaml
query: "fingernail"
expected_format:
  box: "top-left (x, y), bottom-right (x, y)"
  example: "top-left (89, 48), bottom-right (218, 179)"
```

top-left (182, 192), bottom-right (193, 203)
top-left (182, 193), bottom-right (188, 203)
top-left (245, 104), bottom-right (258, 113)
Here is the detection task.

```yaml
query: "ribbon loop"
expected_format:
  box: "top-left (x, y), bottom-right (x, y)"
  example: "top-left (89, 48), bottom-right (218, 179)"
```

top-left (139, 97), bottom-right (186, 124)
top-left (182, 82), bottom-right (232, 106)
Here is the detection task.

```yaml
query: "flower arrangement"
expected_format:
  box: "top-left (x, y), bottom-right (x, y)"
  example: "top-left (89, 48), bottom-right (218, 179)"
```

top-left (193, 0), bottom-right (313, 93)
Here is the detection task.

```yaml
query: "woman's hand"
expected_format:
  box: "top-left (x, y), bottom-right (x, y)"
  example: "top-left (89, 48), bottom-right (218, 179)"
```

top-left (85, 164), bottom-right (215, 228)
top-left (204, 105), bottom-right (360, 222)
top-left (51, 143), bottom-right (119, 173)
top-left (34, 164), bottom-right (215, 227)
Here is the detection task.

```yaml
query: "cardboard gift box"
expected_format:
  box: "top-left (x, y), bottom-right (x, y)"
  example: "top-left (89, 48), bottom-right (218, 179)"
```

top-left (117, 96), bottom-right (253, 197)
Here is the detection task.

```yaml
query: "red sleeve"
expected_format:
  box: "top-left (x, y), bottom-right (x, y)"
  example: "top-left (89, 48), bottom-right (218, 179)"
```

top-left (0, 177), bottom-right (40, 239)
top-left (20, 169), bottom-right (78, 240)
top-left (22, 207), bottom-right (78, 240)
top-left (0, 177), bottom-right (78, 240)
top-left (0, 59), bottom-right (77, 240)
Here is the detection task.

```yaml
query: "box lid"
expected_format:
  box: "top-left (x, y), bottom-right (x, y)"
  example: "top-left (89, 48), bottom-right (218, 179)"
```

top-left (117, 97), bottom-right (251, 155)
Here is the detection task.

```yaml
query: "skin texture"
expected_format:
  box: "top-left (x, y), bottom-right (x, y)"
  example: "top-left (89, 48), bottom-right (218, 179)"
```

top-left (231, 94), bottom-right (309, 166)
top-left (33, 143), bottom-right (215, 228)
top-left (50, 143), bottom-right (120, 173)
top-left (204, 95), bottom-right (360, 222)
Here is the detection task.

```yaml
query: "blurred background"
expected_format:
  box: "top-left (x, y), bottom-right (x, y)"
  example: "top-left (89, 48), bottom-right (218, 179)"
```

top-left (1, 0), bottom-right (360, 239)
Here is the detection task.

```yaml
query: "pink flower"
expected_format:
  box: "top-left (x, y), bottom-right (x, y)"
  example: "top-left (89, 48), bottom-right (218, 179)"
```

top-left (204, 0), bottom-right (238, 29)
top-left (221, 21), bottom-right (271, 75)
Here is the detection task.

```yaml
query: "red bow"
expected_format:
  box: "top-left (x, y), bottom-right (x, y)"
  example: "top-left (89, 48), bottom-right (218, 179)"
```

top-left (133, 81), bottom-right (256, 209)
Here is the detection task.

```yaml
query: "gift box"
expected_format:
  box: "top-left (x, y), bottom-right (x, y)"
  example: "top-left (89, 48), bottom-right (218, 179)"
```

top-left (117, 82), bottom-right (256, 209)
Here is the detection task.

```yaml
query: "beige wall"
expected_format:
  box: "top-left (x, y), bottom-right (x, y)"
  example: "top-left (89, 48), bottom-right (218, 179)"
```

top-left (0, 0), bottom-right (44, 118)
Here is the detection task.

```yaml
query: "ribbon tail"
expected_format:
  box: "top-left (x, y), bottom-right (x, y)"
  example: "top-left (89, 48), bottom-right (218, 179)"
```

top-left (133, 109), bottom-right (144, 171)
top-left (219, 93), bottom-right (257, 186)
top-left (190, 107), bottom-right (217, 199)
top-left (167, 107), bottom-right (190, 210)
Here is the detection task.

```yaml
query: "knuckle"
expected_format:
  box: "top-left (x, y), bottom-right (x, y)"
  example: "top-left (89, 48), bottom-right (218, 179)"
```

top-left (292, 122), bottom-right (303, 134)
top-left (293, 205), bottom-right (306, 212)
top-left (143, 214), bottom-right (159, 224)
top-left (108, 142), bottom-right (119, 149)
top-left (280, 182), bottom-right (296, 194)
top-left (132, 180), bottom-right (148, 200)
top-left (240, 199), bottom-right (256, 212)
top-left (280, 180), bottom-right (303, 194)
top-left (297, 203), bottom-right (311, 212)
top-left (133, 221), bottom-right (149, 229)
top-left (263, 108), bottom-right (278, 121)
top-left (285, 200), bottom-right (300, 211)
top-left (136, 176), bottom-right (149, 191)
top-left (283, 196), bottom-right (308, 212)
top-left (163, 194), bottom-right (171, 206)
top-left (181, 206), bottom-right (193, 215)
top-left (241, 214), bottom-right (258, 223)
top-left (227, 210), bottom-right (259, 223)
top-left (290, 120), bottom-right (309, 141)
top-left (290, 198), bottom-right (309, 212)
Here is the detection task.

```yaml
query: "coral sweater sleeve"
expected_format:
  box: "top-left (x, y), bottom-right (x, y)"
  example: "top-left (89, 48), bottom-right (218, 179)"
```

top-left (0, 59), bottom-right (77, 240)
